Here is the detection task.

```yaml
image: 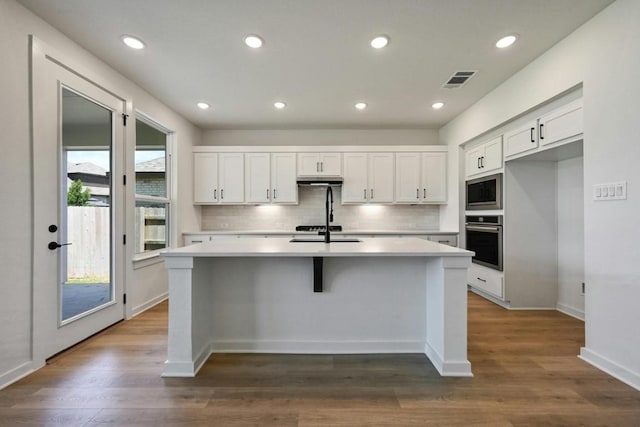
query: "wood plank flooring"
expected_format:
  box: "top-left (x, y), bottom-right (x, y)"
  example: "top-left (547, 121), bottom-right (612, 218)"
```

top-left (1, 292), bottom-right (639, 426)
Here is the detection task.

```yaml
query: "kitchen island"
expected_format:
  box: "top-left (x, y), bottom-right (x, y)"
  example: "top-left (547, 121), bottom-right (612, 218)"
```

top-left (162, 237), bottom-right (474, 377)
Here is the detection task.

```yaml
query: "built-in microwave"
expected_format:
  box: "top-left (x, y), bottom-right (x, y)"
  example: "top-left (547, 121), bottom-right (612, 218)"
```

top-left (465, 173), bottom-right (502, 211)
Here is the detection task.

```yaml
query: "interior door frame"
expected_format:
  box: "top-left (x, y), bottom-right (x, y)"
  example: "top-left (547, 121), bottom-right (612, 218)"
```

top-left (30, 36), bottom-right (131, 363)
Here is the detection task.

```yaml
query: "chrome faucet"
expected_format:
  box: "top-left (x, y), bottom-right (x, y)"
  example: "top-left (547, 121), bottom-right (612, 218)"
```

top-left (325, 186), bottom-right (334, 243)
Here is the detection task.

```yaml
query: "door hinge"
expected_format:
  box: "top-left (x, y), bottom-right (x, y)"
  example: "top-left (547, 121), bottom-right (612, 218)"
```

top-left (123, 293), bottom-right (127, 304)
top-left (123, 175), bottom-right (126, 185)
top-left (123, 234), bottom-right (126, 245)
top-left (122, 113), bottom-right (129, 126)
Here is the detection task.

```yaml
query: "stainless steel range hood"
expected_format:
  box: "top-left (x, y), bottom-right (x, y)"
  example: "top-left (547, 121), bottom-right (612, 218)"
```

top-left (296, 177), bottom-right (343, 186)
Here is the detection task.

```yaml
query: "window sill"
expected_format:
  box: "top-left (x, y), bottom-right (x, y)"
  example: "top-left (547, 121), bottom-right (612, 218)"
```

top-left (133, 251), bottom-right (165, 269)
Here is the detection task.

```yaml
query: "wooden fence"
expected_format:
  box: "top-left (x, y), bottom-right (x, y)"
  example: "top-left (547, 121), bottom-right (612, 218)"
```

top-left (66, 206), bottom-right (166, 279)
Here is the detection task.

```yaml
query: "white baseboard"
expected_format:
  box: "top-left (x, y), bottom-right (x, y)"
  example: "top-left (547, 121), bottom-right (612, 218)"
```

top-left (0, 361), bottom-right (40, 390)
top-left (129, 292), bottom-right (168, 319)
top-left (556, 303), bottom-right (585, 321)
top-left (162, 342), bottom-right (212, 377)
top-left (424, 343), bottom-right (473, 377)
top-left (469, 287), bottom-right (511, 309)
top-left (210, 340), bottom-right (425, 354)
top-left (580, 347), bottom-right (640, 391)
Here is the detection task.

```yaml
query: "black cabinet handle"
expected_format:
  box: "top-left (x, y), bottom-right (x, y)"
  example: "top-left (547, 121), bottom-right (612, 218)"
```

top-left (530, 127), bottom-right (535, 143)
top-left (478, 157), bottom-right (481, 169)
top-left (477, 277), bottom-right (487, 283)
top-left (214, 189), bottom-right (217, 200)
top-left (273, 189), bottom-right (276, 199)
top-left (221, 189), bottom-right (224, 199)
top-left (371, 189), bottom-right (374, 199)
top-left (539, 123), bottom-right (544, 140)
top-left (423, 188), bottom-right (426, 198)
top-left (416, 188), bottom-right (419, 199)
top-left (48, 241), bottom-right (71, 250)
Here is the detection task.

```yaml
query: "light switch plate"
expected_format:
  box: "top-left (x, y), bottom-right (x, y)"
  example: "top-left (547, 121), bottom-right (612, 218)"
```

top-left (593, 181), bottom-right (627, 201)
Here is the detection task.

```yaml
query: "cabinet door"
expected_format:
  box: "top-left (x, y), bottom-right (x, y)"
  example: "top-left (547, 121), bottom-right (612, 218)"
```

top-left (421, 152), bottom-right (446, 203)
top-left (539, 100), bottom-right (583, 147)
top-left (218, 153), bottom-right (244, 203)
top-left (342, 153), bottom-right (368, 203)
top-left (271, 153), bottom-right (297, 204)
top-left (245, 153), bottom-right (270, 203)
top-left (504, 120), bottom-right (538, 158)
top-left (319, 153), bottom-right (342, 176)
top-left (482, 136), bottom-right (503, 172)
top-left (193, 153), bottom-right (218, 204)
top-left (395, 153), bottom-right (421, 203)
top-left (297, 153), bottom-right (320, 176)
top-left (465, 146), bottom-right (483, 177)
top-left (369, 153), bottom-right (394, 203)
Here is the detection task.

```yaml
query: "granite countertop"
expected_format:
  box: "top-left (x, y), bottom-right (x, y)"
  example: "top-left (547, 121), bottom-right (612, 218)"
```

top-left (163, 237), bottom-right (472, 258)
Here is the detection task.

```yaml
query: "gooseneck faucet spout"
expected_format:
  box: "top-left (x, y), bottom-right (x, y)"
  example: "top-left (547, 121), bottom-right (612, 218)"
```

top-left (325, 186), bottom-right (334, 243)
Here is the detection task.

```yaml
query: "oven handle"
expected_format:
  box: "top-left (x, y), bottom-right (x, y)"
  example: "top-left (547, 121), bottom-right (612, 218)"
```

top-left (466, 225), bottom-right (501, 232)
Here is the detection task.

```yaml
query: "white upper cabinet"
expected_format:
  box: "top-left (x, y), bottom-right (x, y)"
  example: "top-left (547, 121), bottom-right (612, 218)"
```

top-left (368, 153), bottom-right (394, 203)
top-left (505, 99), bottom-right (583, 159)
top-left (538, 99), bottom-right (583, 147)
top-left (245, 153), bottom-right (297, 204)
top-left (193, 153), bottom-right (218, 204)
top-left (270, 153), bottom-right (297, 203)
top-left (297, 153), bottom-right (342, 176)
top-left (504, 120), bottom-right (538, 158)
top-left (218, 153), bottom-right (245, 203)
top-left (395, 153), bottom-right (421, 203)
top-left (342, 152), bottom-right (394, 203)
top-left (395, 152), bottom-right (447, 204)
top-left (245, 153), bottom-right (271, 203)
top-left (421, 152), bottom-right (446, 203)
top-left (342, 153), bottom-right (368, 203)
top-left (193, 152), bottom-right (244, 204)
top-left (465, 136), bottom-right (503, 178)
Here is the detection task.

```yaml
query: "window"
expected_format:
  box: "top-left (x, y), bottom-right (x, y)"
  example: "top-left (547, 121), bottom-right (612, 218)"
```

top-left (135, 117), bottom-right (170, 254)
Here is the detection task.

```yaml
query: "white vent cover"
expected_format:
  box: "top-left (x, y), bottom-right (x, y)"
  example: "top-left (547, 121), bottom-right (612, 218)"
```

top-left (442, 71), bottom-right (477, 89)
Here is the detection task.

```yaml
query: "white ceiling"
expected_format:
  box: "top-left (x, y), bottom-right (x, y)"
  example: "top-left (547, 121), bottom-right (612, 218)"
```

top-left (19, 0), bottom-right (613, 130)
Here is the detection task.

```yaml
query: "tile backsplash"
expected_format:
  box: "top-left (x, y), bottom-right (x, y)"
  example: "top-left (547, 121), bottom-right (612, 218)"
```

top-left (201, 186), bottom-right (440, 231)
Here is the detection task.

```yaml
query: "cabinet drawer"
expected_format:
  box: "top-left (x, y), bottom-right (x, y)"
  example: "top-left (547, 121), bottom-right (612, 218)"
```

top-left (428, 235), bottom-right (458, 247)
top-left (468, 263), bottom-right (504, 299)
top-left (184, 235), bottom-right (211, 245)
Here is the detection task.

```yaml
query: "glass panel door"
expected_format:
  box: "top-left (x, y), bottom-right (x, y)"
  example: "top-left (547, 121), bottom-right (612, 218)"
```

top-left (61, 87), bottom-right (114, 322)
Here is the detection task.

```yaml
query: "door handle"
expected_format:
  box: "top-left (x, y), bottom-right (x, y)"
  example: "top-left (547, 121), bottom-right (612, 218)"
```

top-left (530, 127), bottom-right (535, 143)
top-left (416, 188), bottom-right (419, 199)
top-left (214, 189), bottom-right (217, 200)
top-left (48, 241), bottom-right (71, 250)
top-left (273, 189), bottom-right (277, 199)
top-left (267, 188), bottom-right (270, 199)
top-left (539, 123), bottom-right (544, 140)
top-left (370, 188), bottom-right (373, 199)
top-left (221, 189), bottom-right (224, 199)
top-left (423, 188), bottom-right (426, 198)
top-left (478, 157), bottom-right (481, 169)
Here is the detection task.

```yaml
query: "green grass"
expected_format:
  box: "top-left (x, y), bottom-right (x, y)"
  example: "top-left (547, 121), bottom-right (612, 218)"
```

top-left (65, 277), bottom-right (110, 284)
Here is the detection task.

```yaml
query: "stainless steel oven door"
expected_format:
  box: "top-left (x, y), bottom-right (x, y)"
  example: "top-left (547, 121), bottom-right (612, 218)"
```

top-left (465, 224), bottom-right (503, 271)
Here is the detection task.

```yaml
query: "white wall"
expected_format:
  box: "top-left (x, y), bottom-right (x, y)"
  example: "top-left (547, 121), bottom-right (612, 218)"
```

top-left (0, 0), bottom-right (201, 387)
top-left (556, 156), bottom-right (585, 319)
top-left (202, 129), bottom-right (439, 146)
top-left (440, 0), bottom-right (640, 389)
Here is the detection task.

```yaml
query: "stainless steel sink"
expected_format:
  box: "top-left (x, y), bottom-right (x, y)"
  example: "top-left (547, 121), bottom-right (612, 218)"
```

top-left (289, 238), bottom-right (361, 243)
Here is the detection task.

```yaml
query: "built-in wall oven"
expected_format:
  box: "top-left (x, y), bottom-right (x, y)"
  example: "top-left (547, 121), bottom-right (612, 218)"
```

top-left (466, 173), bottom-right (502, 211)
top-left (465, 215), bottom-right (503, 271)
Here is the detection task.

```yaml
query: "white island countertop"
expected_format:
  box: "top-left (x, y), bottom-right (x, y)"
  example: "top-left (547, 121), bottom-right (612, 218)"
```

top-left (163, 237), bottom-right (472, 258)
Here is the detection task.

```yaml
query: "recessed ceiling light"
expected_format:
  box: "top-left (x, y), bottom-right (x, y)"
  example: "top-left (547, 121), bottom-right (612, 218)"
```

top-left (197, 102), bottom-right (210, 110)
top-left (355, 102), bottom-right (367, 110)
top-left (370, 36), bottom-right (389, 49)
top-left (431, 102), bottom-right (445, 110)
top-left (274, 101), bottom-right (286, 109)
top-left (496, 34), bottom-right (518, 49)
top-left (244, 35), bottom-right (264, 48)
top-left (121, 35), bottom-right (145, 50)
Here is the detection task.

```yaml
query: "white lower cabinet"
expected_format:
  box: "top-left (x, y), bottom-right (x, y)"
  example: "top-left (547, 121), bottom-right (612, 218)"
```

top-left (468, 263), bottom-right (504, 300)
top-left (427, 235), bottom-right (457, 247)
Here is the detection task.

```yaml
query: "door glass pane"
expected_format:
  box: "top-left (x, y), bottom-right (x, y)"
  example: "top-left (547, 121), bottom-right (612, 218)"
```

top-left (61, 87), bottom-right (113, 322)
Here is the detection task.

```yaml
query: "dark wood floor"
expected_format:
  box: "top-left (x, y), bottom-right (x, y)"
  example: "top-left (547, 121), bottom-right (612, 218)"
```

top-left (1, 293), bottom-right (639, 426)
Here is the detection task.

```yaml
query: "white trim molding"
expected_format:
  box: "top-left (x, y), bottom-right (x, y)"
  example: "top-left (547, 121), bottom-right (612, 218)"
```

top-left (580, 347), bottom-right (640, 391)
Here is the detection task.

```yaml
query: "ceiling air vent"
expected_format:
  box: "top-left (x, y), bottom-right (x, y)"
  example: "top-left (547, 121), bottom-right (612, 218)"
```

top-left (442, 71), bottom-right (477, 89)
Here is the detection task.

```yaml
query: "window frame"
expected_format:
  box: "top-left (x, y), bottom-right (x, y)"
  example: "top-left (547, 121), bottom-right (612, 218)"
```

top-left (133, 113), bottom-right (173, 259)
